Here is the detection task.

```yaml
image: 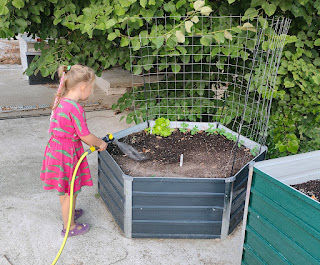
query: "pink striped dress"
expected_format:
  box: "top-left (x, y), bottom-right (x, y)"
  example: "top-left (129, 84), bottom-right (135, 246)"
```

top-left (40, 98), bottom-right (93, 195)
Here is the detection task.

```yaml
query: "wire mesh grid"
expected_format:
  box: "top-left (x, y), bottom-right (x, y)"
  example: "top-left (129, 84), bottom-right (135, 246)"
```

top-left (127, 15), bottom-right (290, 176)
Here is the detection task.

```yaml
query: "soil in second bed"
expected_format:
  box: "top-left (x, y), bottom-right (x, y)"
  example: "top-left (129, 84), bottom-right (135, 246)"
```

top-left (292, 179), bottom-right (320, 202)
top-left (108, 130), bottom-right (254, 178)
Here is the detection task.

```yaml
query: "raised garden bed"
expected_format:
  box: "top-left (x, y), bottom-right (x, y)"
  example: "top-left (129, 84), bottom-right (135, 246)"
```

top-left (241, 150), bottom-right (320, 264)
top-left (98, 121), bottom-right (266, 239)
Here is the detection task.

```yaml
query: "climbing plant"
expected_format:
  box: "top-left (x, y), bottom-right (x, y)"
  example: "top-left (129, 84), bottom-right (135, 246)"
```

top-left (1, 0), bottom-right (320, 158)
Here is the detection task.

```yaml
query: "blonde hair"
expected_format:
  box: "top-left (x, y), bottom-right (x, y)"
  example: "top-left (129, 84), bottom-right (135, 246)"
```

top-left (52, 64), bottom-right (95, 110)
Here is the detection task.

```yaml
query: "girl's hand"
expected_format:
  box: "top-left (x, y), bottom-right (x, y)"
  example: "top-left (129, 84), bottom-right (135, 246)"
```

top-left (97, 140), bottom-right (108, 152)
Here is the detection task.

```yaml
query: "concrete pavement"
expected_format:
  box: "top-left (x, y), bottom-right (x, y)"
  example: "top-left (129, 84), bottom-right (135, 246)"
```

top-left (0, 63), bottom-right (244, 265)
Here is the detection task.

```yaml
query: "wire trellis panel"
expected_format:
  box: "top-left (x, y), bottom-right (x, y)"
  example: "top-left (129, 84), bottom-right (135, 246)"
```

top-left (128, 15), bottom-right (290, 175)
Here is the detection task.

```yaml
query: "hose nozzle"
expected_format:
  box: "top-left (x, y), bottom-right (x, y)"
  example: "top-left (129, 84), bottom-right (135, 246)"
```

top-left (102, 133), bottom-right (114, 143)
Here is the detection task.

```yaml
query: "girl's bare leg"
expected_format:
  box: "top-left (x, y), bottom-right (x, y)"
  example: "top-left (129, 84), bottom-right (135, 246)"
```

top-left (59, 194), bottom-right (77, 230)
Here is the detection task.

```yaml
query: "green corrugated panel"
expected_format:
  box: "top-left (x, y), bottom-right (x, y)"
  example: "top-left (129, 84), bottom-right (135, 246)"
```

top-left (242, 168), bottom-right (320, 265)
top-left (250, 187), bottom-right (320, 259)
top-left (252, 168), bottom-right (320, 232)
top-left (242, 243), bottom-right (266, 265)
top-left (244, 227), bottom-right (290, 264)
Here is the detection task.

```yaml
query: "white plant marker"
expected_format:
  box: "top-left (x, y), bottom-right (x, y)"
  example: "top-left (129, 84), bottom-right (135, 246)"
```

top-left (180, 154), bottom-right (184, 167)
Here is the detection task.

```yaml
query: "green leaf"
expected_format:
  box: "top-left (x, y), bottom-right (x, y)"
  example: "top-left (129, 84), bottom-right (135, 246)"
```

top-left (120, 37), bottom-right (129, 47)
top-left (31, 15), bottom-right (41, 24)
top-left (133, 65), bottom-right (142, 75)
top-left (279, 0), bottom-right (291, 11)
top-left (0, 4), bottom-right (9, 15)
top-left (15, 18), bottom-right (28, 29)
top-left (287, 140), bottom-right (299, 153)
top-left (140, 0), bottom-right (147, 8)
top-left (151, 36), bottom-right (165, 49)
top-left (171, 63), bottom-right (181, 73)
top-left (213, 32), bottom-right (225, 44)
top-left (115, 4), bottom-right (126, 16)
top-left (131, 38), bottom-right (141, 51)
top-left (105, 19), bottom-right (116, 29)
top-left (262, 3), bottom-right (276, 16)
top-left (176, 0), bottom-right (186, 9)
top-left (12, 0), bottom-right (24, 9)
top-left (243, 7), bottom-right (259, 19)
top-left (164, 2), bottom-right (176, 13)
top-left (314, 39), bottom-right (320, 46)
top-left (108, 33), bottom-right (117, 41)
top-left (227, 0), bottom-right (236, 3)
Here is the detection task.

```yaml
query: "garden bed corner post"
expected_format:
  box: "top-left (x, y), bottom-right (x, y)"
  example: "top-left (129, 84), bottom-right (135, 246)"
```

top-left (220, 179), bottom-right (234, 239)
top-left (124, 175), bottom-right (133, 238)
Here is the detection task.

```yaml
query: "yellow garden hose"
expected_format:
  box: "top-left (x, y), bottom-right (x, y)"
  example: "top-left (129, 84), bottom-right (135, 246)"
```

top-left (51, 145), bottom-right (97, 265)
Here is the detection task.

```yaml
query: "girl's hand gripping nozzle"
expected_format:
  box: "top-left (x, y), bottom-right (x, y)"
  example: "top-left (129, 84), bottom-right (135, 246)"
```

top-left (86, 133), bottom-right (114, 154)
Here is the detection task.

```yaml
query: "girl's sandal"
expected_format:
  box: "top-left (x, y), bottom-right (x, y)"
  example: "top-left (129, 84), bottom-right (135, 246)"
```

top-left (74, 209), bottom-right (84, 220)
top-left (61, 222), bottom-right (90, 237)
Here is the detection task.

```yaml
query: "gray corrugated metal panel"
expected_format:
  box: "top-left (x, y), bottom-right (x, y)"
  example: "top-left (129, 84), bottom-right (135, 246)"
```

top-left (98, 169), bottom-right (124, 211)
top-left (228, 202), bottom-right (245, 234)
top-left (233, 151), bottom-right (266, 191)
top-left (133, 192), bottom-right (225, 207)
top-left (254, 150), bottom-right (320, 185)
top-left (132, 220), bottom-right (222, 238)
top-left (99, 151), bottom-right (124, 186)
top-left (231, 189), bottom-right (246, 214)
top-left (113, 122), bottom-right (148, 139)
top-left (133, 177), bottom-right (227, 193)
top-left (132, 233), bottom-right (220, 239)
top-left (132, 206), bottom-right (223, 221)
top-left (98, 180), bottom-right (124, 232)
top-left (98, 156), bottom-right (124, 196)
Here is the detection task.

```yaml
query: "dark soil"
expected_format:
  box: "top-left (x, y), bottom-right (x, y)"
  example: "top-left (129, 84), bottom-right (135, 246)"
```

top-left (292, 179), bottom-right (320, 202)
top-left (108, 130), bottom-right (254, 178)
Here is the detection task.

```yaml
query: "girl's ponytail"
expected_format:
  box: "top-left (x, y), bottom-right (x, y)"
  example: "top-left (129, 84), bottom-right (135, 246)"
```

top-left (52, 65), bottom-right (70, 111)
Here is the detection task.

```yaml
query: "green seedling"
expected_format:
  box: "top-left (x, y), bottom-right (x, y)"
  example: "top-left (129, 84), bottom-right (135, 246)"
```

top-left (152, 117), bottom-right (174, 137)
top-left (191, 125), bottom-right (199, 135)
top-left (205, 124), bottom-right (218, 135)
top-left (145, 127), bottom-right (152, 134)
top-left (179, 122), bottom-right (189, 133)
top-left (238, 140), bottom-right (245, 148)
top-left (251, 145), bottom-right (260, 156)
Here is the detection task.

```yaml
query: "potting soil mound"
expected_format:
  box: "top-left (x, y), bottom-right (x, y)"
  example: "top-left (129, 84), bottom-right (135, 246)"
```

top-left (108, 130), bottom-right (254, 178)
top-left (292, 179), bottom-right (320, 202)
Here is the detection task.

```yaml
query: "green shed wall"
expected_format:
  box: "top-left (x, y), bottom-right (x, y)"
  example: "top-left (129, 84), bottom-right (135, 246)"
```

top-left (242, 168), bottom-right (320, 265)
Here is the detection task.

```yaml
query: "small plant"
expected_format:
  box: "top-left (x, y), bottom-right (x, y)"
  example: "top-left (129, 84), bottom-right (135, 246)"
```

top-left (238, 140), bottom-right (245, 148)
top-left (251, 145), bottom-right (260, 156)
top-left (145, 127), bottom-right (151, 134)
top-left (205, 124), bottom-right (218, 135)
top-left (179, 122), bottom-right (189, 133)
top-left (191, 125), bottom-right (200, 135)
top-left (152, 117), bottom-right (174, 137)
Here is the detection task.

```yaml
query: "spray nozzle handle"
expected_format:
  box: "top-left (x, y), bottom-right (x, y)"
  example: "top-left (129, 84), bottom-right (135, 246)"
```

top-left (102, 133), bottom-right (114, 144)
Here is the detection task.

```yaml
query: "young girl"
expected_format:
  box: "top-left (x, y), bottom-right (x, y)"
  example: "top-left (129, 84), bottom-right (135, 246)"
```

top-left (40, 65), bottom-right (107, 237)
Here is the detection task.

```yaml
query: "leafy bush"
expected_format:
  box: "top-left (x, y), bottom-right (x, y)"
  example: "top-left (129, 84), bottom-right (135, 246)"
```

top-left (1, 0), bottom-right (320, 157)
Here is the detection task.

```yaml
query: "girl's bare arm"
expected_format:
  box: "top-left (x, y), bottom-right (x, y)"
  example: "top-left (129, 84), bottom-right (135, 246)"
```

top-left (80, 134), bottom-right (107, 151)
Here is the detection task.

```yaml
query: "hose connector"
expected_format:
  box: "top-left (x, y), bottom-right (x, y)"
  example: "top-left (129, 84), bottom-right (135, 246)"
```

top-left (102, 133), bottom-right (114, 143)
